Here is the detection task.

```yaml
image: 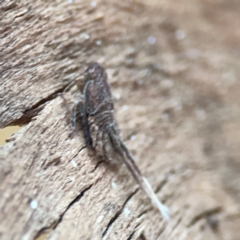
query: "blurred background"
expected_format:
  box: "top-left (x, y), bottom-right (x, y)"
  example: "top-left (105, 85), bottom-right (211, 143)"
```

top-left (0, 126), bottom-right (21, 145)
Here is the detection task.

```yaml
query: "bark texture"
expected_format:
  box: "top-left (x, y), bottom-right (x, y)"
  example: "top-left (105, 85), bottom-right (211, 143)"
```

top-left (1, 0), bottom-right (240, 240)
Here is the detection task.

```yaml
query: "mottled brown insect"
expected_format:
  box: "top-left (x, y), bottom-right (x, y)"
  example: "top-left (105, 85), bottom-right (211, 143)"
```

top-left (73, 63), bottom-right (170, 220)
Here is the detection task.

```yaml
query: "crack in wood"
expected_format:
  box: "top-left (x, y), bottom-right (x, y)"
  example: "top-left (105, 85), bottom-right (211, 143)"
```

top-left (53, 184), bottom-right (93, 229)
top-left (34, 180), bottom-right (100, 239)
top-left (90, 160), bottom-right (105, 173)
top-left (33, 223), bottom-right (56, 240)
top-left (102, 189), bottom-right (139, 238)
top-left (33, 185), bottom-right (94, 239)
top-left (42, 157), bottom-right (61, 170)
top-left (137, 208), bottom-right (150, 219)
top-left (126, 223), bottom-right (141, 240)
top-left (126, 231), bottom-right (136, 240)
top-left (5, 85), bottom-right (68, 127)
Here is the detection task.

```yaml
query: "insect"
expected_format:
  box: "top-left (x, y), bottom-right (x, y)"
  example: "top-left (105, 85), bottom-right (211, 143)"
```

top-left (72, 62), bottom-right (170, 221)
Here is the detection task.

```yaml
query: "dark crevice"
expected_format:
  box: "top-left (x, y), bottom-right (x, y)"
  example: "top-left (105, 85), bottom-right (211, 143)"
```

top-left (1, 1), bottom-right (17, 11)
top-left (42, 157), bottom-right (61, 170)
top-left (187, 207), bottom-right (222, 227)
top-left (126, 223), bottom-right (140, 240)
top-left (102, 189), bottom-right (139, 238)
top-left (73, 145), bottom-right (87, 158)
top-left (139, 233), bottom-right (147, 240)
top-left (34, 150), bottom-right (103, 239)
top-left (137, 208), bottom-right (150, 219)
top-left (126, 231), bottom-right (136, 240)
top-left (40, 145), bottom-right (86, 170)
top-left (67, 145), bottom-right (87, 164)
top-left (53, 184), bottom-right (93, 230)
top-left (33, 223), bottom-right (56, 240)
top-left (90, 160), bottom-right (105, 173)
top-left (8, 84), bottom-right (69, 127)
top-left (34, 180), bottom-right (99, 239)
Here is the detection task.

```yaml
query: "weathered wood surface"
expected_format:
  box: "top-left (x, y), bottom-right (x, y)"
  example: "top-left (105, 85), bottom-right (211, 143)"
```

top-left (1, 0), bottom-right (240, 239)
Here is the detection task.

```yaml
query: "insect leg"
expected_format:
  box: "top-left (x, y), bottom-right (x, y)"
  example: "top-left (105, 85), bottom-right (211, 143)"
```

top-left (71, 95), bottom-right (84, 132)
top-left (81, 104), bottom-right (92, 147)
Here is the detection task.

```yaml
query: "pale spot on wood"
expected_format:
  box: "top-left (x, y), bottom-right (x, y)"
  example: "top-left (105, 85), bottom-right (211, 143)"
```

top-left (71, 160), bottom-right (77, 168)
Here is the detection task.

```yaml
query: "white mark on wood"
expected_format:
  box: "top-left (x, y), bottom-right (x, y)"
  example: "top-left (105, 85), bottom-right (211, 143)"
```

top-left (147, 36), bottom-right (156, 45)
top-left (91, 1), bottom-right (97, 7)
top-left (124, 207), bottom-right (130, 216)
top-left (130, 135), bottom-right (136, 141)
top-left (111, 181), bottom-right (117, 189)
top-left (96, 215), bottom-right (104, 223)
top-left (122, 105), bottom-right (128, 111)
top-left (96, 40), bottom-right (102, 45)
top-left (81, 33), bottom-right (90, 39)
top-left (23, 232), bottom-right (32, 240)
top-left (71, 160), bottom-right (77, 168)
top-left (114, 93), bottom-right (121, 100)
top-left (30, 200), bottom-right (38, 209)
top-left (22, 44), bottom-right (31, 52)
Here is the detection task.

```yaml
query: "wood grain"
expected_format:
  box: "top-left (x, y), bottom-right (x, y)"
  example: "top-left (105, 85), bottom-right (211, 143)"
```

top-left (1, 0), bottom-right (240, 240)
